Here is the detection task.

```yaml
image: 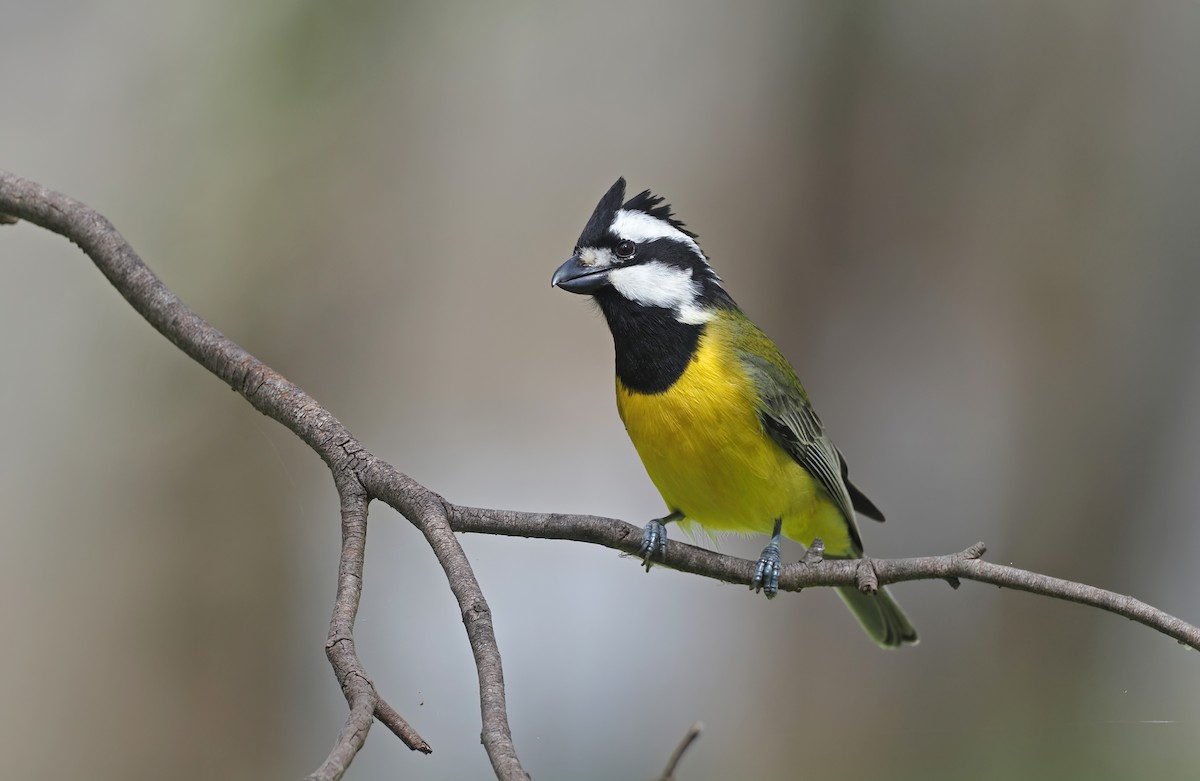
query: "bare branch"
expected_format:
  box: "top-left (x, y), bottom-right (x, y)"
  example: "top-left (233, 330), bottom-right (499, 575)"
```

top-left (3, 169), bottom-right (1197, 781)
top-left (0, 170), bottom-right (521, 781)
top-left (447, 506), bottom-right (1200, 652)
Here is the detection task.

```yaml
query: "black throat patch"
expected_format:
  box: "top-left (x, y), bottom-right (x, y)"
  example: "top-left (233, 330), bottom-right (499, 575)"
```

top-left (594, 288), bottom-right (703, 394)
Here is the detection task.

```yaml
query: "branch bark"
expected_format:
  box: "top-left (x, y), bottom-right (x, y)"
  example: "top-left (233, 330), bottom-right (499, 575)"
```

top-left (448, 508), bottom-right (1200, 651)
top-left (0, 171), bottom-right (519, 781)
top-left (2, 170), bottom-right (1196, 780)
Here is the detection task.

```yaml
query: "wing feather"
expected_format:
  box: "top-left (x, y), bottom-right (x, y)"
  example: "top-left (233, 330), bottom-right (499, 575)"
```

top-left (738, 349), bottom-right (875, 554)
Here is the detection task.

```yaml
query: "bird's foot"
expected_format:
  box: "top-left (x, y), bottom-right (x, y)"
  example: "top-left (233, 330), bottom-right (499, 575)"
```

top-left (750, 540), bottom-right (782, 599)
top-left (640, 519), bottom-right (669, 570)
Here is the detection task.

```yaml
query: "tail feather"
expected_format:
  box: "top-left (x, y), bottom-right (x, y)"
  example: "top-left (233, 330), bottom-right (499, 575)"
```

top-left (837, 585), bottom-right (918, 648)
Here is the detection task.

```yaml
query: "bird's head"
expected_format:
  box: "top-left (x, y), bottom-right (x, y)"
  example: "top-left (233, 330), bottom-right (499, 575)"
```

top-left (551, 178), bottom-right (730, 324)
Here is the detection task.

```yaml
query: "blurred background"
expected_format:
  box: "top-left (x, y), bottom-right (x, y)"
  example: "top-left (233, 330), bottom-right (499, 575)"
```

top-left (3, 1), bottom-right (1199, 779)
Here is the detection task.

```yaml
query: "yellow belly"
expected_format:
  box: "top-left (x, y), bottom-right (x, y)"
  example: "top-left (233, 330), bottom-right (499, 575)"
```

top-left (615, 328), bottom-right (854, 555)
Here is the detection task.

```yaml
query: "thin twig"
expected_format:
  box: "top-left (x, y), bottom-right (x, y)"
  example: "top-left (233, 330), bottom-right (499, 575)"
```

top-left (362, 464), bottom-right (528, 780)
top-left (304, 482), bottom-right (381, 781)
top-left (657, 723), bottom-right (703, 781)
top-left (374, 699), bottom-right (432, 755)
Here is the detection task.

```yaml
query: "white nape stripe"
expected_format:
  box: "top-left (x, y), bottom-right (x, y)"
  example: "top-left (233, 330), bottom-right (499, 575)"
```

top-left (676, 303), bottom-right (715, 325)
top-left (608, 261), bottom-right (715, 325)
top-left (612, 209), bottom-right (704, 259)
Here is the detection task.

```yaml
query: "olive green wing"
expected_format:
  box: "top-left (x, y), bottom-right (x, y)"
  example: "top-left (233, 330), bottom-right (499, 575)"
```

top-left (731, 323), bottom-right (882, 553)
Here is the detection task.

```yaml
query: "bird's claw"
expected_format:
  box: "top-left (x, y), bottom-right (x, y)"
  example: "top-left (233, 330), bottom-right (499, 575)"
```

top-left (640, 519), bottom-right (668, 570)
top-left (751, 541), bottom-right (782, 598)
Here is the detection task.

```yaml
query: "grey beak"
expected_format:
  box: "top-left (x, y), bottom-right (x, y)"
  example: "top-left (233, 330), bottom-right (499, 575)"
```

top-left (551, 255), bottom-right (610, 294)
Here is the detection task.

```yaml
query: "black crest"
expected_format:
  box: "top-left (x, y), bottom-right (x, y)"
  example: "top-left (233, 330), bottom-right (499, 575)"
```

top-left (576, 178), bottom-right (700, 249)
top-left (576, 177), bottom-right (627, 249)
top-left (622, 189), bottom-right (698, 240)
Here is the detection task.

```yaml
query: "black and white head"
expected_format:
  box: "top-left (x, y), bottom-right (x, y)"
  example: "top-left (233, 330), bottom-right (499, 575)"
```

top-left (551, 178), bottom-right (732, 325)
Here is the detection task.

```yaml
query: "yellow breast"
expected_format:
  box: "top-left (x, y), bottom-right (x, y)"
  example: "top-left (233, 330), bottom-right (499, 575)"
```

top-left (615, 320), bottom-right (853, 552)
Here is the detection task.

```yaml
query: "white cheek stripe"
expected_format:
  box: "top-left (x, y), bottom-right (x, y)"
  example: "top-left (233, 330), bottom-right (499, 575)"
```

top-left (612, 209), bottom-right (704, 259)
top-left (609, 262), bottom-right (715, 324)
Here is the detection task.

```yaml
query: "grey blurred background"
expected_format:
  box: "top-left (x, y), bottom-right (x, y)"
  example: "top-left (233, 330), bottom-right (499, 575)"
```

top-left (3, 1), bottom-right (1199, 779)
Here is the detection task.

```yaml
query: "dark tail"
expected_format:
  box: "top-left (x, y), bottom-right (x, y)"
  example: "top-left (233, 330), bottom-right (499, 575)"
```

top-left (837, 585), bottom-right (918, 648)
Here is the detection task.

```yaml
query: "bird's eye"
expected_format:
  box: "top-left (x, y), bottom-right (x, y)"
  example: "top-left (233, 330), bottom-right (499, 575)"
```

top-left (615, 240), bottom-right (637, 259)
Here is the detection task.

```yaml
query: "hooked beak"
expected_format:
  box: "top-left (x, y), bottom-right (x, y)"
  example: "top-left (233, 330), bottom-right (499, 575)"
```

top-left (551, 255), bottom-right (610, 294)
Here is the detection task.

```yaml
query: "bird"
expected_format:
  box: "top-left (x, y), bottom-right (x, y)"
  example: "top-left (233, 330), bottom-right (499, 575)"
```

top-left (550, 178), bottom-right (917, 648)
